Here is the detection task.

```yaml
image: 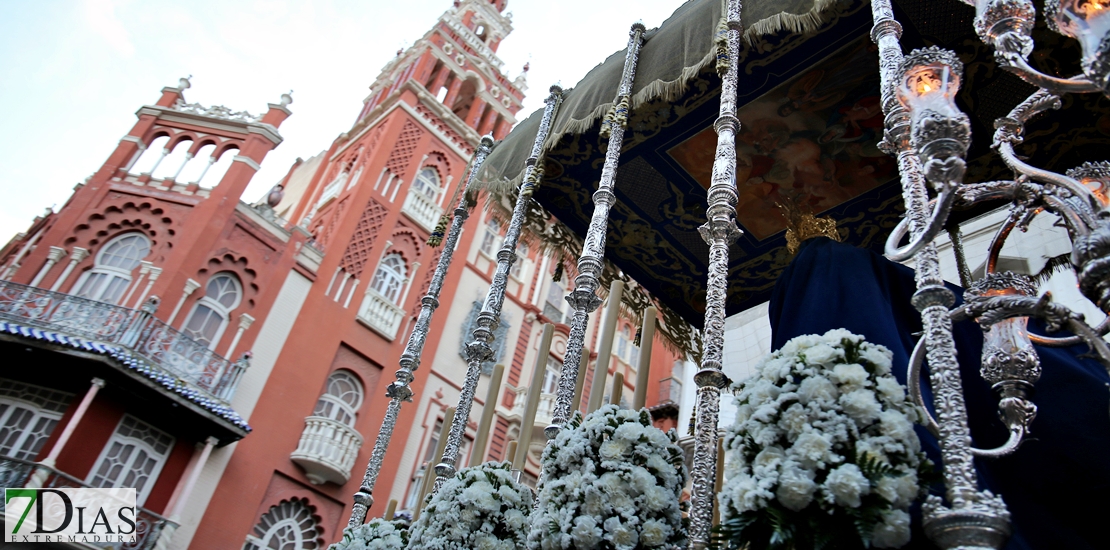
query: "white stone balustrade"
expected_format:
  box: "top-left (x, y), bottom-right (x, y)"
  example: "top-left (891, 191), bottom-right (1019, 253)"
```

top-left (356, 289), bottom-right (405, 339)
top-left (289, 416), bottom-right (364, 485)
top-left (400, 189), bottom-right (444, 233)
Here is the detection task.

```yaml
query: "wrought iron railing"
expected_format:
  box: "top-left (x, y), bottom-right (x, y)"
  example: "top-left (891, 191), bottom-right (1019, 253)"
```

top-left (289, 416), bottom-right (364, 485)
top-left (356, 289), bottom-right (405, 339)
top-left (0, 280), bottom-right (246, 402)
top-left (400, 189), bottom-right (444, 233)
top-left (0, 456), bottom-right (178, 550)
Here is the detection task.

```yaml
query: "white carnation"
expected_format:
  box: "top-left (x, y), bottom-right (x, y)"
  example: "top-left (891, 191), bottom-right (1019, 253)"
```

top-left (861, 345), bottom-right (894, 375)
top-left (604, 516), bottom-right (639, 550)
top-left (832, 363), bottom-right (870, 389)
top-left (871, 509), bottom-right (911, 548)
top-left (876, 473), bottom-right (919, 508)
top-left (789, 431), bottom-right (832, 469)
top-left (823, 463), bottom-right (870, 508)
top-left (640, 519), bottom-right (672, 547)
top-left (798, 375), bottom-right (839, 404)
top-left (805, 343), bottom-right (844, 365)
top-left (840, 389), bottom-right (882, 424)
top-left (775, 464), bottom-right (816, 511)
top-left (875, 376), bottom-right (907, 404)
top-left (571, 516), bottom-right (602, 547)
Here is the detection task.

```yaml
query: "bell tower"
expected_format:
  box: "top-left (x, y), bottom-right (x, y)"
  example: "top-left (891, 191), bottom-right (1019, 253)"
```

top-left (350, 0), bottom-right (526, 140)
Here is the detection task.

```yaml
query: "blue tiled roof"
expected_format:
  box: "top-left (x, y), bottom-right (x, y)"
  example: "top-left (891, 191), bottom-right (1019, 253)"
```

top-left (0, 321), bottom-right (251, 432)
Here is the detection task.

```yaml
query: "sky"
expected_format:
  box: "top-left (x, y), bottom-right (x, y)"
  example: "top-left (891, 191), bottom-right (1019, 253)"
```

top-left (0, 0), bottom-right (685, 243)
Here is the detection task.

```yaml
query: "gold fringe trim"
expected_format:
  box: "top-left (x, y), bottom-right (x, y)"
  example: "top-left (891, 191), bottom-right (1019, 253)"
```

top-left (743, 0), bottom-right (843, 44)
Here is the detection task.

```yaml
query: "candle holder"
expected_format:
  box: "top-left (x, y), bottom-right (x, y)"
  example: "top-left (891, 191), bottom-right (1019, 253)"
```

top-left (884, 47), bottom-right (971, 262)
top-left (1067, 161), bottom-right (1110, 207)
top-left (964, 272), bottom-right (1041, 457)
top-left (897, 47), bottom-right (972, 185)
top-left (1047, 0), bottom-right (1110, 93)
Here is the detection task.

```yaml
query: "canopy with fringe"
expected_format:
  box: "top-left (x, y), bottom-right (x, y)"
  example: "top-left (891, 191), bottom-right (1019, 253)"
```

top-left (474, 0), bottom-right (1110, 333)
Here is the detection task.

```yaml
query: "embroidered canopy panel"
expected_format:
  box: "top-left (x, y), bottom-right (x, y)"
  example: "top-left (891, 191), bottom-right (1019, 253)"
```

top-left (478, 0), bottom-right (1110, 327)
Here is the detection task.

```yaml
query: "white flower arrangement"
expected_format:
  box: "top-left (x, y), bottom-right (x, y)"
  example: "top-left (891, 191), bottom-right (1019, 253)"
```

top-left (718, 329), bottom-right (931, 549)
top-left (405, 461), bottom-right (533, 550)
top-left (529, 405), bottom-right (687, 550)
top-left (331, 517), bottom-right (408, 550)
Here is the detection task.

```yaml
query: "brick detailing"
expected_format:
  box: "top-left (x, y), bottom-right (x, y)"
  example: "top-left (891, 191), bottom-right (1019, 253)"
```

top-left (384, 120), bottom-right (424, 178)
top-left (506, 317), bottom-right (534, 387)
top-left (314, 197), bottom-right (350, 249)
top-left (413, 103), bottom-right (473, 155)
top-left (489, 416), bottom-right (510, 462)
top-left (339, 198), bottom-right (389, 278)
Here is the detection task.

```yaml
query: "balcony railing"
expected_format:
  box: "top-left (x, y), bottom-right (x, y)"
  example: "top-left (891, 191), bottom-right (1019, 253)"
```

top-left (509, 387), bottom-right (557, 426)
top-left (0, 280), bottom-right (246, 402)
top-left (400, 189), bottom-right (444, 233)
top-left (289, 416), bottom-right (363, 485)
top-left (0, 456), bottom-right (178, 550)
top-left (356, 289), bottom-right (405, 339)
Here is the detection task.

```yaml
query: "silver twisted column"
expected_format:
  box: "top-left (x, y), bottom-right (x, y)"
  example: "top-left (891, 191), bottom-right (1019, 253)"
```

top-left (688, 1), bottom-right (742, 548)
top-left (432, 86), bottom-right (564, 493)
top-left (545, 23), bottom-right (646, 441)
top-left (344, 136), bottom-right (495, 529)
top-left (870, 1), bottom-right (1011, 548)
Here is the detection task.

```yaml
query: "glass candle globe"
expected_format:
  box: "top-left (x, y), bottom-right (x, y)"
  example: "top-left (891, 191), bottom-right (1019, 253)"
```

top-left (966, 272), bottom-right (1041, 387)
top-left (1067, 161), bottom-right (1110, 206)
top-left (1048, 0), bottom-right (1110, 89)
top-left (896, 47), bottom-right (970, 166)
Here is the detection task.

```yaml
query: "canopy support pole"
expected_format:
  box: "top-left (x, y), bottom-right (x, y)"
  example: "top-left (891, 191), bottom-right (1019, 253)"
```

top-left (688, 0), bottom-right (743, 547)
top-left (432, 85), bottom-right (565, 494)
top-left (546, 22), bottom-right (647, 440)
top-left (344, 135), bottom-right (495, 529)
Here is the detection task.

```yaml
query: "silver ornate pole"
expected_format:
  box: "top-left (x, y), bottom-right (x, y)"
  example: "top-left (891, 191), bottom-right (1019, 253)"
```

top-left (344, 135), bottom-right (495, 529)
top-left (545, 22), bottom-right (646, 440)
top-left (870, 1), bottom-right (1011, 548)
top-left (688, 1), bottom-right (742, 548)
top-left (432, 85), bottom-right (564, 493)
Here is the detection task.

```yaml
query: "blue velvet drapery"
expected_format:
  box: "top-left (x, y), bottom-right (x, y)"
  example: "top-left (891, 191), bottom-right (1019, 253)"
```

top-left (766, 237), bottom-right (1110, 549)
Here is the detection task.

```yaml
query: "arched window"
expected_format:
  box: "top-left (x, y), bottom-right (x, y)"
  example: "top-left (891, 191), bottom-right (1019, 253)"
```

top-left (412, 168), bottom-right (441, 201)
top-left (74, 233), bottom-right (151, 304)
top-left (312, 370), bottom-right (363, 426)
top-left (243, 498), bottom-right (321, 550)
top-left (369, 253), bottom-right (406, 304)
top-left (510, 241), bottom-right (528, 279)
top-left (182, 273), bottom-right (242, 349)
top-left (616, 324), bottom-right (638, 364)
top-left (88, 415), bottom-right (174, 505)
top-left (480, 219), bottom-right (501, 256)
top-left (0, 379), bottom-right (72, 461)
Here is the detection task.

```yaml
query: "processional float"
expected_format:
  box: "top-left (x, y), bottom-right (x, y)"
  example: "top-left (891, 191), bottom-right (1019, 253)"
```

top-left (339, 0), bottom-right (1110, 548)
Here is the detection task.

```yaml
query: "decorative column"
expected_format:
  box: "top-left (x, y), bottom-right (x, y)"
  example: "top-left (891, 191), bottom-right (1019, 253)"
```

top-left (193, 154), bottom-right (217, 186)
top-left (29, 378), bottom-right (105, 487)
top-left (171, 152), bottom-right (195, 181)
top-left (121, 261), bottom-right (153, 307)
top-left (155, 436), bottom-right (218, 550)
top-left (344, 135), bottom-right (496, 529)
top-left (168, 279), bottom-right (202, 326)
top-left (546, 23), bottom-right (646, 440)
top-left (225, 313), bottom-right (255, 358)
top-left (688, 1), bottom-right (743, 547)
top-left (49, 247), bottom-right (89, 292)
top-left (432, 85), bottom-right (565, 494)
top-left (134, 266), bottom-right (162, 307)
top-left (870, 1), bottom-right (1010, 547)
top-left (164, 436), bottom-right (218, 519)
top-left (30, 246), bottom-right (67, 287)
